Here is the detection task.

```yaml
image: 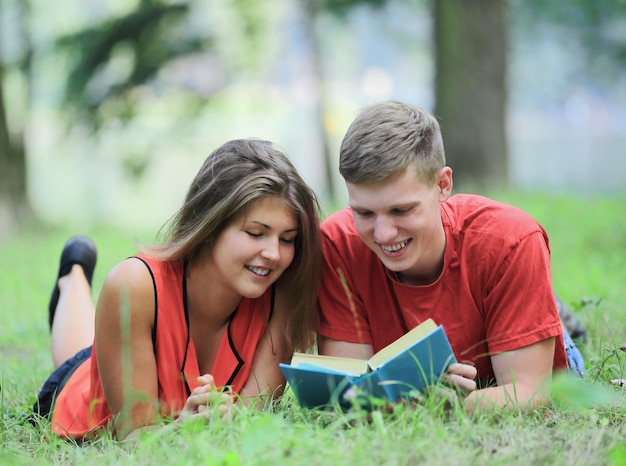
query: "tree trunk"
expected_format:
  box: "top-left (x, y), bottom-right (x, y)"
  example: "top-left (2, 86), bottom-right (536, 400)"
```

top-left (0, 66), bottom-right (30, 237)
top-left (434, 0), bottom-right (508, 190)
top-left (0, 0), bottom-right (32, 236)
top-left (302, 0), bottom-right (336, 202)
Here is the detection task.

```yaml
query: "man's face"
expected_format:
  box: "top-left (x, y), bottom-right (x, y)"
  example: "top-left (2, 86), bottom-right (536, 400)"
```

top-left (346, 167), bottom-right (451, 285)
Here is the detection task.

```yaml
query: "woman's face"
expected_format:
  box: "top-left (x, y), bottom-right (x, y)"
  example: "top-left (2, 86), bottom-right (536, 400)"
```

top-left (211, 196), bottom-right (298, 299)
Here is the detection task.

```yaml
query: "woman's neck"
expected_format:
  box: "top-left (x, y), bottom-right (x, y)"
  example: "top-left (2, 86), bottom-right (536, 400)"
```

top-left (184, 252), bottom-right (242, 325)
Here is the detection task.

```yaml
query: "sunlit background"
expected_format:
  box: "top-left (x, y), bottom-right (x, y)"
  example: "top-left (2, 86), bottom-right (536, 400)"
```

top-left (1, 0), bottom-right (625, 233)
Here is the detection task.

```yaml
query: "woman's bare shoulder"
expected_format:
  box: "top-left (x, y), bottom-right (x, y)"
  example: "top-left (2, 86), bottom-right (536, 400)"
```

top-left (97, 257), bottom-right (156, 321)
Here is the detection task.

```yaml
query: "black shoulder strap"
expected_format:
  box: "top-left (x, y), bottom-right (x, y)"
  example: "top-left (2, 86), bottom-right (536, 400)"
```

top-left (269, 284), bottom-right (275, 321)
top-left (129, 256), bottom-right (158, 352)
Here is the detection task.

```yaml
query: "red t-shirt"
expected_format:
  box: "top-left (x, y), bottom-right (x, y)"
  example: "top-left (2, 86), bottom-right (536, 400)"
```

top-left (319, 194), bottom-right (567, 385)
top-left (51, 255), bottom-right (273, 439)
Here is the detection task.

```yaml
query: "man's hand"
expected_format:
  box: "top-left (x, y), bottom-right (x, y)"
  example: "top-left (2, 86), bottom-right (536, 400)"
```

top-left (442, 362), bottom-right (477, 396)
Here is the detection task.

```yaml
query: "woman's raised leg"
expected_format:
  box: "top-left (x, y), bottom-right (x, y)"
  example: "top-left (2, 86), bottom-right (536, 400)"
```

top-left (48, 236), bottom-right (98, 368)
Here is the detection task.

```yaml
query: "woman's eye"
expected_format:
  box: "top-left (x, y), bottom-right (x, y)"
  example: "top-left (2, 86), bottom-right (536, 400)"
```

top-left (280, 237), bottom-right (296, 244)
top-left (246, 231), bottom-right (262, 238)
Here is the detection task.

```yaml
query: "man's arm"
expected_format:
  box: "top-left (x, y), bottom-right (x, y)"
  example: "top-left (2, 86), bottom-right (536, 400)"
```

top-left (320, 335), bottom-right (554, 412)
top-left (317, 335), bottom-right (374, 360)
top-left (463, 337), bottom-right (555, 412)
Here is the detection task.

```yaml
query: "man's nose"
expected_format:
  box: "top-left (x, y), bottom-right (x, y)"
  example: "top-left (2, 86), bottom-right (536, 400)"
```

top-left (374, 217), bottom-right (398, 244)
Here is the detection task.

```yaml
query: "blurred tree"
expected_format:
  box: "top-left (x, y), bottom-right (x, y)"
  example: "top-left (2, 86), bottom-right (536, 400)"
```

top-left (435, 0), bottom-right (626, 189)
top-left (298, 0), bottom-right (336, 200)
top-left (56, 0), bottom-right (293, 130)
top-left (434, 0), bottom-right (508, 189)
top-left (4, 0), bottom-right (623, 226)
top-left (54, 0), bottom-right (337, 191)
top-left (54, 0), bottom-right (341, 198)
top-left (513, 0), bottom-right (626, 84)
top-left (56, 0), bottom-right (202, 130)
top-left (299, 0), bottom-right (388, 200)
top-left (2, 0), bottom-right (209, 233)
top-left (0, 0), bottom-right (33, 235)
top-left (319, 0), bottom-right (508, 189)
top-left (313, 0), bottom-right (388, 199)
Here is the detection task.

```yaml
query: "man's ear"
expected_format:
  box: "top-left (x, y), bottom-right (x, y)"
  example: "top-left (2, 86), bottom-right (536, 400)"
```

top-left (437, 167), bottom-right (453, 201)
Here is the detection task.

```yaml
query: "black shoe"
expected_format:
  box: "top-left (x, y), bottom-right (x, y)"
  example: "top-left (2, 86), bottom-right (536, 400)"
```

top-left (48, 236), bottom-right (97, 330)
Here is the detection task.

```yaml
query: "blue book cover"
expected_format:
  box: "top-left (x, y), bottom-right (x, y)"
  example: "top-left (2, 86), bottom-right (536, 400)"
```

top-left (278, 363), bottom-right (356, 409)
top-left (280, 319), bottom-right (457, 409)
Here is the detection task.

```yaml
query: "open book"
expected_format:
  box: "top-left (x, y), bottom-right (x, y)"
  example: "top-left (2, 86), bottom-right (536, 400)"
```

top-left (279, 319), bottom-right (456, 409)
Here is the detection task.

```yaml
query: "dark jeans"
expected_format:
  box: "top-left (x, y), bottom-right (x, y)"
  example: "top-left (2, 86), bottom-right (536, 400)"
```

top-left (32, 346), bottom-right (92, 419)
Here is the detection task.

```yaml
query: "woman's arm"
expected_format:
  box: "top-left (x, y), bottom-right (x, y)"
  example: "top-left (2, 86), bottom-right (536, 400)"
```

top-left (94, 258), bottom-right (159, 439)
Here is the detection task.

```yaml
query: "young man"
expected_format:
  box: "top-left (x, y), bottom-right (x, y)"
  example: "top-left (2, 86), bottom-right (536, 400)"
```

top-left (318, 101), bottom-right (581, 412)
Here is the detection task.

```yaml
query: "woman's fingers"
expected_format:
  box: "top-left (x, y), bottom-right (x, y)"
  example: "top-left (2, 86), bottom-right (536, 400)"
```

top-left (191, 393), bottom-right (234, 420)
top-left (196, 373), bottom-right (215, 388)
top-left (179, 377), bottom-right (235, 422)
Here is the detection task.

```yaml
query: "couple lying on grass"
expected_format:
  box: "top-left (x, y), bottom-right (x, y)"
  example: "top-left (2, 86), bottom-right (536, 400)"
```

top-left (32, 101), bottom-right (584, 441)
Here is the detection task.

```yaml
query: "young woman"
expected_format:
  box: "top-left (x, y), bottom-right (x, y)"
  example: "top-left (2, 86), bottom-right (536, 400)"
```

top-left (35, 139), bottom-right (322, 440)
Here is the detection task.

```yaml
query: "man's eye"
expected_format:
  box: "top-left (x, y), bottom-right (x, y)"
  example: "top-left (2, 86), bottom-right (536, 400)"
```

top-left (393, 207), bottom-right (412, 215)
top-left (355, 210), bottom-right (373, 218)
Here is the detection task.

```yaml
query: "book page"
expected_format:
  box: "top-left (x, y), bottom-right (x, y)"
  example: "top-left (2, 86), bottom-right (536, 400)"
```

top-left (367, 318), bottom-right (437, 370)
top-left (290, 352), bottom-right (369, 375)
top-left (292, 362), bottom-right (360, 376)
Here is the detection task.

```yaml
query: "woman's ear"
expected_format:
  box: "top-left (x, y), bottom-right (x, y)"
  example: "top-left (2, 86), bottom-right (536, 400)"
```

top-left (437, 167), bottom-right (453, 201)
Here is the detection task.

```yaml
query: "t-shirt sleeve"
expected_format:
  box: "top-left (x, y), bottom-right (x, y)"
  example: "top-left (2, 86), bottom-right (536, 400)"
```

top-left (318, 227), bottom-right (373, 345)
top-left (482, 230), bottom-right (564, 356)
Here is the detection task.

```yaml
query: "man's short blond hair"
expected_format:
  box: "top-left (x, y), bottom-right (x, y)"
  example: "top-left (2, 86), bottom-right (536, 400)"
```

top-left (339, 101), bottom-right (446, 186)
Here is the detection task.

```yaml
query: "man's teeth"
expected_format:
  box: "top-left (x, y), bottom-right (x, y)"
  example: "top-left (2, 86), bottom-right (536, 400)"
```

top-left (382, 240), bottom-right (408, 252)
top-left (248, 266), bottom-right (270, 276)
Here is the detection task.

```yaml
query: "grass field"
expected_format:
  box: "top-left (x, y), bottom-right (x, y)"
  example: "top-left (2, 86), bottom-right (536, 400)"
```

top-left (1, 192), bottom-right (626, 465)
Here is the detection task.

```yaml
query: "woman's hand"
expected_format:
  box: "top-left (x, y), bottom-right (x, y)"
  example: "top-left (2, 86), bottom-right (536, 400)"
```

top-left (178, 374), bottom-right (234, 422)
top-left (442, 362), bottom-right (477, 396)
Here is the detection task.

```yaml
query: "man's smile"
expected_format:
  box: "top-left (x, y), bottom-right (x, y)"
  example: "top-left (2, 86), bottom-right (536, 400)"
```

top-left (379, 239), bottom-right (411, 253)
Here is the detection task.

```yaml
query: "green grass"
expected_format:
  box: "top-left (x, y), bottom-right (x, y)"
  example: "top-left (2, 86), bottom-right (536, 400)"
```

top-left (1, 193), bottom-right (626, 465)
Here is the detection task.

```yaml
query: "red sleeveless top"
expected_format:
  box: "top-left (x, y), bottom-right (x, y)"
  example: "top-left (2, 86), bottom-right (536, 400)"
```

top-left (50, 255), bottom-right (273, 439)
